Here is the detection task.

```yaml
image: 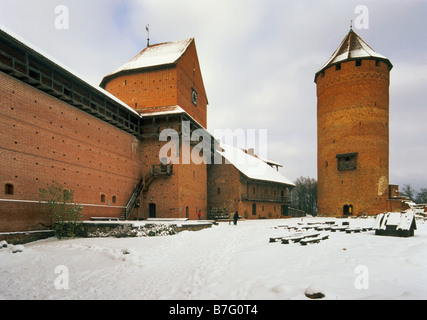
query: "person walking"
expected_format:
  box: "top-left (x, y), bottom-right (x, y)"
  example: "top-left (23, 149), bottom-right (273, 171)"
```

top-left (233, 211), bottom-right (239, 225)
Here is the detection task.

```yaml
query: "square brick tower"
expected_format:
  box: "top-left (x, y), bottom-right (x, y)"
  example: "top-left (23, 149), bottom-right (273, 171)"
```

top-left (100, 39), bottom-right (209, 220)
top-left (315, 29), bottom-right (393, 216)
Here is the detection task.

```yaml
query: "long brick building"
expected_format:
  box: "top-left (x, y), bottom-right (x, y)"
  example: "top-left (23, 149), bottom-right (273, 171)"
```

top-left (0, 27), bottom-right (295, 232)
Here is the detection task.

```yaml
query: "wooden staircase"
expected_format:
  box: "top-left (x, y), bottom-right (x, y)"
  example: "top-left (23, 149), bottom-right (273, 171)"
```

top-left (120, 178), bottom-right (144, 221)
top-left (120, 164), bottom-right (173, 220)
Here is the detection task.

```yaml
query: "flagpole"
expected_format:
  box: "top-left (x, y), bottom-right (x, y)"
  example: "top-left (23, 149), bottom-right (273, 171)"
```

top-left (146, 24), bottom-right (150, 47)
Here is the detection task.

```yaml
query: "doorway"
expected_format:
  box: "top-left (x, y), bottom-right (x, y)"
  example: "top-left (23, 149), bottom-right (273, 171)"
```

top-left (252, 203), bottom-right (257, 216)
top-left (343, 204), bottom-right (353, 215)
top-left (149, 203), bottom-right (156, 218)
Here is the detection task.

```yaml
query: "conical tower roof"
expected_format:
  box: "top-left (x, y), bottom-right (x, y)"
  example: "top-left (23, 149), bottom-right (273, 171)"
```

top-left (315, 29), bottom-right (392, 82)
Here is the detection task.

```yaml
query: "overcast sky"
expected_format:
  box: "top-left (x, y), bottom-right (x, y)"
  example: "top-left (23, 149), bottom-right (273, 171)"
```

top-left (1, 0), bottom-right (426, 191)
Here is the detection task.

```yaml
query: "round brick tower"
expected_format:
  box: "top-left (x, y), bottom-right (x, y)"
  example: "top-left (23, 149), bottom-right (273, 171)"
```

top-left (315, 29), bottom-right (393, 216)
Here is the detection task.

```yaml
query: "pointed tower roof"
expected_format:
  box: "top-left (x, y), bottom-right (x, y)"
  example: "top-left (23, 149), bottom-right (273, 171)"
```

top-left (100, 38), bottom-right (193, 87)
top-left (315, 29), bottom-right (392, 82)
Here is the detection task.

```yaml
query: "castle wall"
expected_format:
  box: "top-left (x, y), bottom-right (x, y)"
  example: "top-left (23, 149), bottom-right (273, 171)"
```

top-left (0, 72), bottom-right (143, 232)
top-left (317, 59), bottom-right (390, 216)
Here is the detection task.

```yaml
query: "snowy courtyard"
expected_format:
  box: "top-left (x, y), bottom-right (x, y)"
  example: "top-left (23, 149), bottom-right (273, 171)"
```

top-left (0, 216), bottom-right (426, 300)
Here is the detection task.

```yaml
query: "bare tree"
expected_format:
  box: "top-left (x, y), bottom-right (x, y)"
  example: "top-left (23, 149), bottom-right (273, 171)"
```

top-left (290, 176), bottom-right (318, 216)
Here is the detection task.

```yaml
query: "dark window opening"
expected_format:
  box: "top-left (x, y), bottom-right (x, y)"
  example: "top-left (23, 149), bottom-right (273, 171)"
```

top-left (336, 153), bottom-right (358, 171)
top-left (101, 194), bottom-right (106, 203)
top-left (335, 63), bottom-right (341, 71)
top-left (217, 187), bottom-right (221, 195)
top-left (5, 183), bottom-right (14, 195)
top-left (112, 195), bottom-right (117, 204)
top-left (355, 60), bottom-right (362, 67)
top-left (375, 60), bottom-right (380, 67)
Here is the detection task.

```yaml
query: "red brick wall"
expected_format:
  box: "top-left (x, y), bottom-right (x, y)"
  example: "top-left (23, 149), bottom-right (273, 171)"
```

top-left (104, 67), bottom-right (178, 113)
top-left (316, 59), bottom-right (390, 216)
top-left (139, 137), bottom-right (207, 220)
top-left (207, 162), bottom-right (240, 217)
top-left (0, 72), bottom-right (143, 232)
top-left (176, 40), bottom-right (208, 128)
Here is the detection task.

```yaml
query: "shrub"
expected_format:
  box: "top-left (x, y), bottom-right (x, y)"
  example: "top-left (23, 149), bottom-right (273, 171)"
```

top-left (39, 182), bottom-right (83, 239)
top-left (88, 224), bottom-right (177, 238)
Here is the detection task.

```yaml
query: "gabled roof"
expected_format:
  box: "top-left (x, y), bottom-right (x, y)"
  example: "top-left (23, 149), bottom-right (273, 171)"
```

top-left (315, 29), bottom-right (393, 82)
top-left (100, 38), bottom-right (193, 87)
top-left (217, 143), bottom-right (295, 187)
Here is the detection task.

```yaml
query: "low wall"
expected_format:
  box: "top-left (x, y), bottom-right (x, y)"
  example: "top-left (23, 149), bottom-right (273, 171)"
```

top-left (0, 230), bottom-right (55, 245)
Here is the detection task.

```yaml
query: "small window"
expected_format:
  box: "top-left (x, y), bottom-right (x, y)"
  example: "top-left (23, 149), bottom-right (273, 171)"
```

top-left (101, 194), bottom-right (106, 203)
top-left (5, 183), bottom-right (14, 195)
top-left (112, 195), bottom-right (117, 204)
top-left (375, 60), bottom-right (380, 67)
top-left (336, 153), bottom-right (358, 171)
top-left (335, 63), bottom-right (341, 71)
top-left (355, 60), bottom-right (362, 67)
top-left (217, 188), bottom-right (221, 195)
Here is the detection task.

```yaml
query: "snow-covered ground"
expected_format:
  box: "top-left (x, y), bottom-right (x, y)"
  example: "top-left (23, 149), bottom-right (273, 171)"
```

top-left (1, 217), bottom-right (426, 300)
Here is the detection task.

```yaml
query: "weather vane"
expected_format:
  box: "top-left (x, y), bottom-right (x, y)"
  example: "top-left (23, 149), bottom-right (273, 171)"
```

top-left (146, 24), bottom-right (150, 47)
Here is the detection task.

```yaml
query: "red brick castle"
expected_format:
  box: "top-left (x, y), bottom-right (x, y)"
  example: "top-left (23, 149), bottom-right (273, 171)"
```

top-left (0, 27), bottom-right (295, 233)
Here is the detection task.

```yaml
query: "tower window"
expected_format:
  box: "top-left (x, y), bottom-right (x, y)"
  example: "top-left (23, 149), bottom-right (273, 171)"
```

top-left (335, 63), bottom-right (341, 71)
top-left (355, 60), bottom-right (362, 67)
top-left (5, 183), bottom-right (14, 195)
top-left (101, 194), bottom-right (106, 203)
top-left (336, 153), bottom-right (358, 171)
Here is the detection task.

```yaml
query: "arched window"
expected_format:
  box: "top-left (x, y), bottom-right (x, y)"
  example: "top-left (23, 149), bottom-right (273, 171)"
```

top-left (101, 194), bottom-right (106, 203)
top-left (112, 195), bottom-right (117, 204)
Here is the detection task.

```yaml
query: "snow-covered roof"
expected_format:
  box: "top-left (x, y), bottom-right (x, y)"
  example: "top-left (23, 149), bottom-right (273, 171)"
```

top-left (109, 38), bottom-right (193, 76)
top-left (139, 105), bottom-right (186, 117)
top-left (217, 143), bottom-right (295, 186)
top-left (315, 29), bottom-right (392, 81)
top-left (0, 24), bottom-right (141, 118)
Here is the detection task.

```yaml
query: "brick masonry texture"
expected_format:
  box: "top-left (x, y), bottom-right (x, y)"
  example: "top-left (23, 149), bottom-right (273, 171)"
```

top-left (316, 59), bottom-right (390, 216)
top-left (0, 72), bottom-right (143, 232)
